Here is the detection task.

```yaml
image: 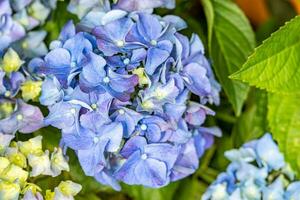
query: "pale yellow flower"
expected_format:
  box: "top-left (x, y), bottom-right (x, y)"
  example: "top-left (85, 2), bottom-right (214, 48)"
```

top-left (21, 81), bottom-right (43, 101)
top-left (0, 48), bottom-right (24, 73)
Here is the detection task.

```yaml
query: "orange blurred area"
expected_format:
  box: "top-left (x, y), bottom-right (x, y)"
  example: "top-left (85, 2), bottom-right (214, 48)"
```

top-left (235, 0), bottom-right (270, 26)
top-left (291, 0), bottom-right (300, 13)
top-left (235, 0), bottom-right (300, 26)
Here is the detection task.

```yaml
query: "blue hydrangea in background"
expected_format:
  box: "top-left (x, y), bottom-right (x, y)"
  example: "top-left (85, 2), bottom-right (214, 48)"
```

top-left (29, 0), bottom-right (222, 190)
top-left (0, 0), bottom-right (57, 57)
top-left (202, 133), bottom-right (300, 200)
top-left (0, 0), bottom-right (57, 144)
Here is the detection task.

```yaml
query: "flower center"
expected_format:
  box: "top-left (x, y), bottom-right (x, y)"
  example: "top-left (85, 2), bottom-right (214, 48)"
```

top-left (123, 58), bottom-right (130, 65)
top-left (15, 155), bottom-right (21, 161)
top-left (154, 88), bottom-right (167, 100)
top-left (150, 40), bottom-right (157, 46)
top-left (245, 186), bottom-right (259, 198)
top-left (141, 154), bottom-right (148, 160)
top-left (54, 158), bottom-right (60, 164)
top-left (93, 137), bottom-right (100, 143)
top-left (118, 109), bottom-right (125, 115)
top-left (115, 40), bottom-right (125, 47)
top-left (22, 42), bottom-right (28, 49)
top-left (140, 124), bottom-right (148, 131)
top-left (142, 100), bottom-right (154, 110)
top-left (4, 91), bottom-right (11, 97)
top-left (16, 114), bottom-right (23, 121)
top-left (103, 76), bottom-right (110, 83)
top-left (91, 104), bottom-right (97, 110)
top-left (70, 108), bottom-right (76, 114)
top-left (70, 61), bottom-right (76, 68)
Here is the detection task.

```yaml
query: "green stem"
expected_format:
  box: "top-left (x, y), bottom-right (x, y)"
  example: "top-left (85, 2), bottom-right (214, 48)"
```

top-left (215, 112), bottom-right (237, 123)
top-left (198, 173), bottom-right (217, 184)
top-left (199, 145), bottom-right (216, 170)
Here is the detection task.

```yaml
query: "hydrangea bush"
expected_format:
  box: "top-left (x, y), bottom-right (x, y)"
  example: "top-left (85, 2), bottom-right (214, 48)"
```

top-left (203, 134), bottom-right (300, 200)
top-left (0, 0), bottom-right (300, 199)
top-left (29, 0), bottom-right (221, 190)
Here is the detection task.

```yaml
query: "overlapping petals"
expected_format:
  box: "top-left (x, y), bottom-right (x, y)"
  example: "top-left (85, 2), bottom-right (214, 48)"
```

top-left (203, 133), bottom-right (300, 200)
top-left (0, 0), bottom-right (56, 57)
top-left (33, 1), bottom-right (221, 190)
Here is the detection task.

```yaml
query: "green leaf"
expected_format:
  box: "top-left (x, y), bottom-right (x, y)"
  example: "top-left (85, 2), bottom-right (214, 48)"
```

top-left (231, 16), bottom-right (300, 94)
top-left (210, 134), bottom-right (233, 171)
top-left (77, 194), bottom-right (102, 200)
top-left (231, 89), bottom-right (268, 147)
top-left (268, 93), bottom-right (300, 174)
top-left (122, 182), bottom-right (179, 200)
top-left (44, 1), bottom-right (78, 44)
top-left (173, 178), bottom-right (207, 200)
top-left (201, 0), bottom-right (255, 116)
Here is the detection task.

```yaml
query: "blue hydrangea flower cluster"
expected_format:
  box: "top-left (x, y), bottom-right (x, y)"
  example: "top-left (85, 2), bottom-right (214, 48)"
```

top-left (203, 133), bottom-right (300, 200)
top-left (30, 0), bottom-right (221, 190)
top-left (0, 0), bottom-right (56, 57)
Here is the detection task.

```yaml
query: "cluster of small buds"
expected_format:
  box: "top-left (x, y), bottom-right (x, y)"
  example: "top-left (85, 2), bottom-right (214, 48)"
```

top-left (0, 48), bottom-right (44, 134)
top-left (0, 0), bottom-right (57, 57)
top-left (202, 134), bottom-right (300, 200)
top-left (0, 133), bottom-right (81, 200)
top-left (30, 0), bottom-right (221, 190)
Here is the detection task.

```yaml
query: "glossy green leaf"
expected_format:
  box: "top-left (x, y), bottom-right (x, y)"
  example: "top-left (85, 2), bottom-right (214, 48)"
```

top-left (202, 0), bottom-right (255, 116)
top-left (268, 93), bottom-right (300, 175)
top-left (231, 16), bottom-right (300, 94)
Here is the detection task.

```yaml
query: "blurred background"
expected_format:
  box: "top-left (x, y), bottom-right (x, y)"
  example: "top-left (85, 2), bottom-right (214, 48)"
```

top-left (37, 0), bottom-right (299, 199)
